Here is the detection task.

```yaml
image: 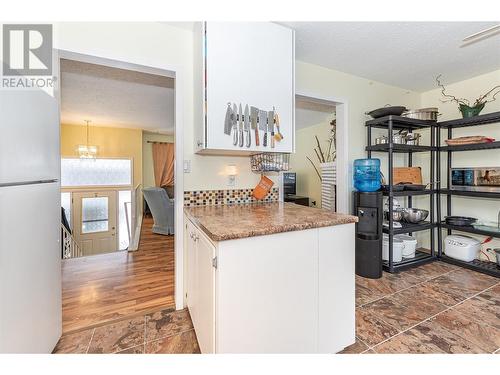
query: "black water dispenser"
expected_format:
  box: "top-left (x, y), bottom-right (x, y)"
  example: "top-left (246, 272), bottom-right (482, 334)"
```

top-left (353, 191), bottom-right (383, 279)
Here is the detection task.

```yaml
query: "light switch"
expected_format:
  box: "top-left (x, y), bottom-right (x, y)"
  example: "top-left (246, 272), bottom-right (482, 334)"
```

top-left (183, 160), bottom-right (191, 173)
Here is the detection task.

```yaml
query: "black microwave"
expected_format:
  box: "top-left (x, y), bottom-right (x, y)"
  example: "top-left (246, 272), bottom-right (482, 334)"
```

top-left (451, 167), bottom-right (500, 192)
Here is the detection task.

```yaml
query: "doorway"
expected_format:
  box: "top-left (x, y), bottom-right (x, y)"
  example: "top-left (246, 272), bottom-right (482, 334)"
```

top-left (291, 92), bottom-right (349, 213)
top-left (57, 51), bottom-right (182, 333)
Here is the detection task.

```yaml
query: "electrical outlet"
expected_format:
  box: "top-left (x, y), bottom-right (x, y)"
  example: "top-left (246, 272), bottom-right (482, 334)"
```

top-left (183, 160), bottom-right (191, 173)
top-left (227, 175), bottom-right (236, 187)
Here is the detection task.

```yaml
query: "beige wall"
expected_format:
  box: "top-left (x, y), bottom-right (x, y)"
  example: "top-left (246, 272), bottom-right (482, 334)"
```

top-left (416, 69), bottom-right (500, 249)
top-left (60, 124), bottom-right (143, 187)
top-left (290, 121), bottom-right (333, 207)
top-left (296, 61), bottom-right (421, 210)
top-left (142, 131), bottom-right (175, 188)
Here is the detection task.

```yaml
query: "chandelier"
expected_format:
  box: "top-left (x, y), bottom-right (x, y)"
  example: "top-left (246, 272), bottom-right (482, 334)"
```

top-left (77, 120), bottom-right (98, 159)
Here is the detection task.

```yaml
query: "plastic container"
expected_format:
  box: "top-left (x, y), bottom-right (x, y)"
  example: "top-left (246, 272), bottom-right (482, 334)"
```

top-left (382, 234), bottom-right (403, 263)
top-left (353, 159), bottom-right (381, 192)
top-left (395, 234), bottom-right (417, 258)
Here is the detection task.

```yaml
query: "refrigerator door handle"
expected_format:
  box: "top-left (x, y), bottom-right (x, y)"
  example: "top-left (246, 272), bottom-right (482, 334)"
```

top-left (0, 179), bottom-right (58, 188)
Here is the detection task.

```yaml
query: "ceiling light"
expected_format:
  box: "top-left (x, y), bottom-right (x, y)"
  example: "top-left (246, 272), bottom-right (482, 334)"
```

top-left (77, 120), bottom-right (98, 159)
top-left (463, 24), bottom-right (500, 42)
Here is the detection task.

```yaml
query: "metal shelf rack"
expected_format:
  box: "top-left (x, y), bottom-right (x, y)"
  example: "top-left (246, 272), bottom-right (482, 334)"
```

top-left (366, 115), bottom-right (438, 273)
top-left (382, 189), bottom-right (437, 197)
top-left (437, 110), bottom-right (500, 278)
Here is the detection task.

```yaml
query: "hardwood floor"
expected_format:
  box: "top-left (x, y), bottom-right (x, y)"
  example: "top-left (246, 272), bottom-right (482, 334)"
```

top-left (62, 217), bottom-right (175, 333)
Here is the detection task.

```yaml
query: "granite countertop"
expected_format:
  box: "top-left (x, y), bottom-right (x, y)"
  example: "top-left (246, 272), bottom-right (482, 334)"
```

top-left (184, 202), bottom-right (358, 242)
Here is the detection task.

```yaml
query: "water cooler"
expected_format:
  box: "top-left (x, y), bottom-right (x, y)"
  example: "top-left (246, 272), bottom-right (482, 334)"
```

top-left (353, 191), bottom-right (383, 279)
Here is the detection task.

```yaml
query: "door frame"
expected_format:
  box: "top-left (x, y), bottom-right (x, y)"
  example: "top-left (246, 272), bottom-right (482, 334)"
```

top-left (55, 49), bottom-right (185, 310)
top-left (295, 91), bottom-right (349, 214)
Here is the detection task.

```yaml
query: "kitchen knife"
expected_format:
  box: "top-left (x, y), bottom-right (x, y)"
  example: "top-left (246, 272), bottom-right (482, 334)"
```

top-left (250, 106), bottom-right (259, 146)
top-left (258, 109), bottom-right (267, 147)
top-left (238, 103), bottom-right (244, 147)
top-left (265, 110), bottom-right (274, 148)
top-left (244, 104), bottom-right (251, 148)
top-left (224, 103), bottom-right (232, 136)
top-left (274, 112), bottom-right (283, 142)
top-left (269, 109), bottom-right (275, 148)
top-left (232, 103), bottom-right (238, 146)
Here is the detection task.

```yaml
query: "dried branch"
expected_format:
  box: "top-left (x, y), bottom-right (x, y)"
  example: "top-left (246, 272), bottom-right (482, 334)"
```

top-left (315, 135), bottom-right (325, 163)
top-left (477, 85), bottom-right (500, 105)
top-left (329, 119), bottom-right (337, 162)
top-left (436, 74), bottom-right (470, 106)
top-left (314, 148), bottom-right (323, 164)
top-left (326, 139), bottom-right (333, 162)
top-left (307, 156), bottom-right (322, 182)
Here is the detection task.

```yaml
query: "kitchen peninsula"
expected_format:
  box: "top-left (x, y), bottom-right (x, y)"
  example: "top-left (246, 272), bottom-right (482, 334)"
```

top-left (184, 202), bottom-right (358, 353)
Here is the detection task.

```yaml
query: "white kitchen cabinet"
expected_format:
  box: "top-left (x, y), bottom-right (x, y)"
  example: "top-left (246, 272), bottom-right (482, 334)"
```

top-left (184, 214), bottom-right (355, 353)
top-left (185, 219), bottom-right (216, 354)
top-left (194, 22), bottom-right (295, 155)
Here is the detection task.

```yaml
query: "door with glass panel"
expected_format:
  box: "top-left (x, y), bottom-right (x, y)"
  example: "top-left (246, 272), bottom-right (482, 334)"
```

top-left (73, 191), bottom-right (117, 256)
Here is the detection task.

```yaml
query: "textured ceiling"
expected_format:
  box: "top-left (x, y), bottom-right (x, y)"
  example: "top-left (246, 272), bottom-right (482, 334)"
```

top-left (60, 59), bottom-right (175, 134)
top-left (280, 22), bottom-right (500, 91)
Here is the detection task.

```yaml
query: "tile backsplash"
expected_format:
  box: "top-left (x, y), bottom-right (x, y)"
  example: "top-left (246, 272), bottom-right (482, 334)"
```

top-left (184, 188), bottom-right (279, 207)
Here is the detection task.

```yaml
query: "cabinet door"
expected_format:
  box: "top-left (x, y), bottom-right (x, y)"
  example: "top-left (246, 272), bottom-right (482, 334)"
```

top-left (204, 22), bottom-right (294, 153)
top-left (194, 229), bottom-right (216, 353)
top-left (185, 220), bottom-right (197, 312)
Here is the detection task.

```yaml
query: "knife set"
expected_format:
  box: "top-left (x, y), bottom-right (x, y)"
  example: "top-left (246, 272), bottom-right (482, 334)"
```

top-left (224, 103), bottom-right (283, 148)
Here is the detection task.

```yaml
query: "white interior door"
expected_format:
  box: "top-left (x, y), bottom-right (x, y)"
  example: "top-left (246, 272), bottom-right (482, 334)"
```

top-left (73, 191), bottom-right (117, 256)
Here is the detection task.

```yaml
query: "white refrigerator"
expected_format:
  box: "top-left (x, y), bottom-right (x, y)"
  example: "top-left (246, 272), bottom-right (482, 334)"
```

top-left (0, 89), bottom-right (62, 353)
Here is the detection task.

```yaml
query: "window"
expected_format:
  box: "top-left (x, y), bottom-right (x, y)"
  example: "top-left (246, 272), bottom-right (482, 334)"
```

top-left (61, 158), bottom-right (132, 187)
top-left (81, 197), bottom-right (109, 234)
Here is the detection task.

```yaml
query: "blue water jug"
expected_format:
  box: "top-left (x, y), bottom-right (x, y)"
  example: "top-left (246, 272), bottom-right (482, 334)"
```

top-left (353, 159), bottom-right (381, 192)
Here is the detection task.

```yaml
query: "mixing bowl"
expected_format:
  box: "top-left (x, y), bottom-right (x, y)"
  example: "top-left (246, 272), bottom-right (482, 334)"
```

top-left (403, 208), bottom-right (429, 223)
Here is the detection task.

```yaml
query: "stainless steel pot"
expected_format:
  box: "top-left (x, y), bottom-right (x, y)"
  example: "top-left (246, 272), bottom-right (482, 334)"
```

top-left (402, 107), bottom-right (439, 121)
top-left (392, 134), bottom-right (406, 144)
top-left (375, 134), bottom-right (406, 145)
top-left (405, 133), bottom-right (421, 145)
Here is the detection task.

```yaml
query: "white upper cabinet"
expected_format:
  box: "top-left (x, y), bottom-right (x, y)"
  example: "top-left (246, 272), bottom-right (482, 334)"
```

top-left (194, 22), bottom-right (295, 155)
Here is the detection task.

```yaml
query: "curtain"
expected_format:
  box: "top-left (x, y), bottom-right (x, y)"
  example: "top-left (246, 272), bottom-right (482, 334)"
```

top-left (152, 142), bottom-right (174, 187)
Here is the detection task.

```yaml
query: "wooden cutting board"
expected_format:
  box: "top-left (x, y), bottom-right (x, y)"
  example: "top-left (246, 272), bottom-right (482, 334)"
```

top-left (393, 167), bottom-right (422, 184)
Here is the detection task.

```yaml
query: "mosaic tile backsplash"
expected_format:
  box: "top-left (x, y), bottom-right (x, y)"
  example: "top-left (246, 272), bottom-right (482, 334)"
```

top-left (184, 188), bottom-right (279, 207)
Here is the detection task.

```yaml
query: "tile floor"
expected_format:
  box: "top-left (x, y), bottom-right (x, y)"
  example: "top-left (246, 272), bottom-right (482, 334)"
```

top-left (343, 261), bottom-right (500, 354)
top-left (53, 308), bottom-right (200, 354)
top-left (54, 260), bottom-right (499, 354)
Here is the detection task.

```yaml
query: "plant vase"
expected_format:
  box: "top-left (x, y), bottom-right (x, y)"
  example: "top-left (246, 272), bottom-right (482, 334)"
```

top-left (459, 103), bottom-right (485, 118)
top-left (320, 162), bottom-right (336, 211)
